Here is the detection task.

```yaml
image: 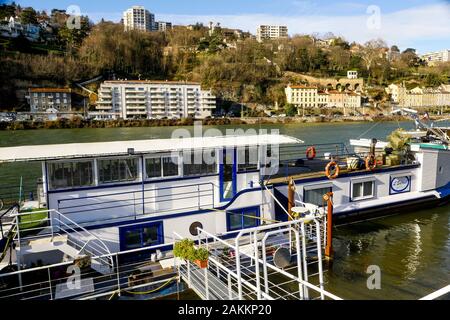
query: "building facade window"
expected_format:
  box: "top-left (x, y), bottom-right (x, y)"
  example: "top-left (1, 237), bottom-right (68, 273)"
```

top-left (48, 161), bottom-right (94, 190)
top-left (98, 158), bottom-right (139, 184)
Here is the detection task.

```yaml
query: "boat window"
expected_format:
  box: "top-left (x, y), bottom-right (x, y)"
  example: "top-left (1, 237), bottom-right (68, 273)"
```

top-left (142, 226), bottom-right (159, 246)
top-left (121, 222), bottom-right (163, 250)
top-left (48, 161), bottom-right (94, 190)
top-left (146, 157), bottom-right (162, 179)
top-left (183, 150), bottom-right (216, 176)
top-left (237, 146), bottom-right (258, 172)
top-left (145, 155), bottom-right (179, 179)
top-left (227, 207), bottom-right (260, 231)
top-left (98, 158), bottom-right (139, 184)
top-left (162, 156), bottom-right (179, 177)
top-left (352, 181), bottom-right (375, 201)
top-left (124, 229), bottom-right (142, 249)
top-left (304, 187), bottom-right (332, 207)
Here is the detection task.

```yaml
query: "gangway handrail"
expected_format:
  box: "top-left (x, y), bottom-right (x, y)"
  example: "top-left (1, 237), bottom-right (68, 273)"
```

top-left (173, 231), bottom-right (274, 300)
top-left (0, 203), bottom-right (19, 238)
top-left (197, 223), bottom-right (342, 300)
top-left (12, 209), bottom-right (113, 268)
top-left (419, 285), bottom-right (450, 300)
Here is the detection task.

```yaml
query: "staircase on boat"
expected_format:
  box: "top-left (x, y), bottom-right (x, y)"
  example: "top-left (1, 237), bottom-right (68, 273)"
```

top-left (11, 209), bottom-right (114, 275)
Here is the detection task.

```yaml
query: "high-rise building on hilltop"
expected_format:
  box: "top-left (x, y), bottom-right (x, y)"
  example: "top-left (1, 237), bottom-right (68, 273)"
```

top-left (256, 25), bottom-right (288, 42)
top-left (123, 6), bottom-right (155, 32)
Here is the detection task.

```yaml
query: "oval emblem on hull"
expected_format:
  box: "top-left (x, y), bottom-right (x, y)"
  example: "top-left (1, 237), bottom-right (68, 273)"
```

top-left (391, 176), bottom-right (410, 193)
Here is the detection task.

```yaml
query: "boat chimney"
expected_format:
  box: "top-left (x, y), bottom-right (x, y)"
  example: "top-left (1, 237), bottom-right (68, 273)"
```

top-left (370, 138), bottom-right (377, 156)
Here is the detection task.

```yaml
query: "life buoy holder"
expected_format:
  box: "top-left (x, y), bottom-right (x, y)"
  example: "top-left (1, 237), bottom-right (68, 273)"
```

top-left (365, 154), bottom-right (377, 171)
top-left (325, 161), bottom-right (340, 179)
top-left (306, 146), bottom-right (317, 160)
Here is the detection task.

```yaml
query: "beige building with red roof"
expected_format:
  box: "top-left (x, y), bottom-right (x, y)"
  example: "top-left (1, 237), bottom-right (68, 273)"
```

top-left (285, 84), bottom-right (361, 115)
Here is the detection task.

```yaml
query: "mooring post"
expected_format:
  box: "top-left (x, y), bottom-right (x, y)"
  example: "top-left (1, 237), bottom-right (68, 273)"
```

top-left (288, 178), bottom-right (295, 220)
top-left (324, 192), bottom-right (334, 259)
top-left (288, 178), bottom-right (295, 253)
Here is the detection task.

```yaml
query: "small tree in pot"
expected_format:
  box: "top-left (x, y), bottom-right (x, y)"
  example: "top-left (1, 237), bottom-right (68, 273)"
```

top-left (173, 239), bottom-right (209, 269)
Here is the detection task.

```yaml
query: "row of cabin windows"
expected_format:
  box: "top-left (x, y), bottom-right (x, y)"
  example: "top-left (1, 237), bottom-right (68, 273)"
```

top-left (303, 181), bottom-right (377, 207)
top-left (47, 147), bottom-right (265, 190)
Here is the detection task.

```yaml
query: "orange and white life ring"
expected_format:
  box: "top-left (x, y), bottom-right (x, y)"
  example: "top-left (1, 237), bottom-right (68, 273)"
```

top-left (365, 154), bottom-right (377, 171)
top-left (325, 161), bottom-right (340, 179)
top-left (306, 146), bottom-right (317, 160)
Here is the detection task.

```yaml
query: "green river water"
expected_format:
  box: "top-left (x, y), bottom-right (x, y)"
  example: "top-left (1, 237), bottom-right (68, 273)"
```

top-left (0, 121), bottom-right (448, 300)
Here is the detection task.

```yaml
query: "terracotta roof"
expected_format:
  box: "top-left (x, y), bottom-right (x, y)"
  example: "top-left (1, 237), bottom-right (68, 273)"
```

top-left (288, 85), bottom-right (318, 89)
top-left (29, 88), bottom-right (72, 93)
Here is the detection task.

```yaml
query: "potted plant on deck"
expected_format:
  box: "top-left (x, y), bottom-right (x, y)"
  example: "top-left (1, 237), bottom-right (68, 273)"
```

top-left (173, 239), bottom-right (209, 269)
top-left (192, 247), bottom-right (209, 269)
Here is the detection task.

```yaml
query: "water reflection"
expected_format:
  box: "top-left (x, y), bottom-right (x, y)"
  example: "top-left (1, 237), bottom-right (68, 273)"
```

top-left (329, 207), bottom-right (449, 299)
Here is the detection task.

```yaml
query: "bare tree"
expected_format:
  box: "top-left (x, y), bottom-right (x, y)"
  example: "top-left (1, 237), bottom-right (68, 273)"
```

top-left (360, 38), bottom-right (387, 71)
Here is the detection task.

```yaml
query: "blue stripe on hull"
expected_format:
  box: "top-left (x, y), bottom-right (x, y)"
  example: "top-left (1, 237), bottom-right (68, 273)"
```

top-left (437, 182), bottom-right (450, 199)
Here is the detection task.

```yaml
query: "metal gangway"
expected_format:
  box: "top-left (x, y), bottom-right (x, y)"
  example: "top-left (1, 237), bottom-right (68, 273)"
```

top-left (7, 209), bottom-right (114, 279)
top-left (175, 214), bottom-right (342, 300)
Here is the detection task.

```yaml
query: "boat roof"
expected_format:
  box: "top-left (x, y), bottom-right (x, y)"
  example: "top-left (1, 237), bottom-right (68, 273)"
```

top-left (0, 134), bottom-right (303, 163)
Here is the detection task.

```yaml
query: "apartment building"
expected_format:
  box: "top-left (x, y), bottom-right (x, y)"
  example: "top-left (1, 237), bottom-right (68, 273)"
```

top-left (328, 91), bottom-right (361, 111)
top-left (285, 85), bottom-right (361, 114)
top-left (0, 16), bottom-right (40, 42)
top-left (285, 85), bottom-right (321, 108)
top-left (386, 83), bottom-right (450, 108)
top-left (94, 81), bottom-right (216, 120)
top-left (420, 49), bottom-right (450, 66)
top-left (26, 88), bottom-right (72, 113)
top-left (256, 25), bottom-right (288, 42)
top-left (156, 21), bottom-right (172, 32)
top-left (123, 6), bottom-right (155, 32)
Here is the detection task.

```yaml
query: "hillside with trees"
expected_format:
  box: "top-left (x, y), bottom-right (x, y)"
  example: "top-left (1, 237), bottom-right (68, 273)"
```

top-left (0, 3), bottom-right (449, 112)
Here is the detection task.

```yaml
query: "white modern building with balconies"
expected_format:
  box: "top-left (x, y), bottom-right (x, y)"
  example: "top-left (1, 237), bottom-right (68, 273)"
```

top-left (256, 25), bottom-right (288, 42)
top-left (93, 81), bottom-right (216, 120)
top-left (420, 49), bottom-right (450, 66)
top-left (123, 6), bottom-right (155, 32)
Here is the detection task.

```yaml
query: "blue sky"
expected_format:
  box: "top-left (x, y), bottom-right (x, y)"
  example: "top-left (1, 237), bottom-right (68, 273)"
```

top-left (5, 0), bottom-right (450, 53)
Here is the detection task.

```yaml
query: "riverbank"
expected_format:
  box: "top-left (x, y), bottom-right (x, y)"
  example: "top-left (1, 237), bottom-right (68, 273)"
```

top-left (0, 114), bottom-right (439, 131)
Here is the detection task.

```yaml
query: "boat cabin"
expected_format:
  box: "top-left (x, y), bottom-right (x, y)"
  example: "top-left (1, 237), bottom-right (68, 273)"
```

top-left (0, 134), bottom-right (302, 254)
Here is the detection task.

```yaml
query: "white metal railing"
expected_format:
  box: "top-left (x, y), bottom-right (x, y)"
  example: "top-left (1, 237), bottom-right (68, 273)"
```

top-left (419, 285), bottom-right (450, 300)
top-left (174, 217), bottom-right (342, 301)
top-left (0, 241), bottom-right (177, 300)
top-left (12, 209), bottom-right (114, 271)
top-left (174, 231), bottom-right (272, 300)
top-left (202, 220), bottom-right (340, 301)
top-left (56, 182), bottom-right (215, 223)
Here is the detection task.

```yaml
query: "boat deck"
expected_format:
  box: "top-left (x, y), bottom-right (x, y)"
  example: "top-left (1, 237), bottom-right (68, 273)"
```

top-left (265, 163), bottom-right (418, 185)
